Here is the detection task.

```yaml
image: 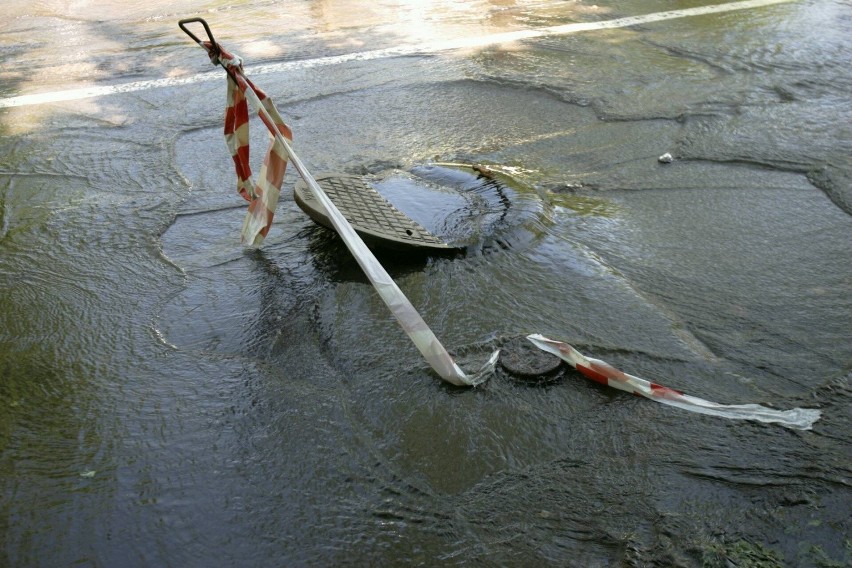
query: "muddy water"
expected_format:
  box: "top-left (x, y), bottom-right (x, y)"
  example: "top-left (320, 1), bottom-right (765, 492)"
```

top-left (1, 1), bottom-right (850, 566)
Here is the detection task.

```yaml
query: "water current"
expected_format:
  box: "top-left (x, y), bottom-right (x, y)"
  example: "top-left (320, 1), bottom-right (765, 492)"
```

top-left (1, 1), bottom-right (850, 566)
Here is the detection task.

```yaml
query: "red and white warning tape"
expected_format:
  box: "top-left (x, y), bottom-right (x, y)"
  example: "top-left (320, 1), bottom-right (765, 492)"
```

top-left (211, 44), bottom-right (292, 245)
top-left (527, 334), bottom-right (821, 430)
top-left (203, 43), bottom-right (496, 385)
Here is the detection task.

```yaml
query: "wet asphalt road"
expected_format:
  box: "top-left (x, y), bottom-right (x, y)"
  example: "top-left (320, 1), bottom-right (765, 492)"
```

top-left (1, 1), bottom-right (850, 566)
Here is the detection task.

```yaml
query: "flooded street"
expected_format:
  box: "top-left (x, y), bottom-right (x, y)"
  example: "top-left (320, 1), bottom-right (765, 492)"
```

top-left (2, 0), bottom-right (850, 565)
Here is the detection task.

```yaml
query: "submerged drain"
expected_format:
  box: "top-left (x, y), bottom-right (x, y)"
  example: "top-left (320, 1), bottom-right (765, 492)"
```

top-left (499, 336), bottom-right (563, 378)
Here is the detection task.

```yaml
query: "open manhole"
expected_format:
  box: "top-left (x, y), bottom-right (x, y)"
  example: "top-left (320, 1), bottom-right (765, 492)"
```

top-left (293, 163), bottom-right (532, 252)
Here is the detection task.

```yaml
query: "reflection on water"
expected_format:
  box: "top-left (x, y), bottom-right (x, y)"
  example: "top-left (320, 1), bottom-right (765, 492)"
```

top-left (369, 164), bottom-right (544, 249)
top-left (2, 0), bottom-right (851, 566)
top-left (0, 0), bottom-right (591, 100)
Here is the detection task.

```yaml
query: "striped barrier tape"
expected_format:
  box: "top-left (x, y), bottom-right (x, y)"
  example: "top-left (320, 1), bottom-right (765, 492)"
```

top-left (527, 334), bottom-right (821, 430)
top-left (194, 37), bottom-right (497, 385)
top-left (210, 43), bottom-right (292, 245)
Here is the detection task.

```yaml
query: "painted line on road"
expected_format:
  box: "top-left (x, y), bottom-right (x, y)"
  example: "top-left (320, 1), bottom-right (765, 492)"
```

top-left (0, 0), bottom-right (794, 109)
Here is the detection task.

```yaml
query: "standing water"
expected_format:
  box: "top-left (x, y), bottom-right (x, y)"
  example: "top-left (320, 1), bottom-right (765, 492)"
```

top-left (1, 1), bottom-right (850, 566)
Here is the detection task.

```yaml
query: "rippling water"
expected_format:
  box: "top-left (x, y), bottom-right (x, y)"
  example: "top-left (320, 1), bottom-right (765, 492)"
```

top-left (2, 1), bottom-right (850, 566)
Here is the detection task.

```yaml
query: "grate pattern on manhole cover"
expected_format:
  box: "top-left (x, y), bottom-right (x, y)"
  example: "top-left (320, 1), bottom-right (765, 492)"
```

top-left (294, 174), bottom-right (454, 250)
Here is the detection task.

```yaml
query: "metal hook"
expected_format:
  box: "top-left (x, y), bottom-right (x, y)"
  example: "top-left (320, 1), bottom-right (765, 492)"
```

top-left (178, 17), bottom-right (241, 84)
top-left (178, 18), bottom-right (220, 59)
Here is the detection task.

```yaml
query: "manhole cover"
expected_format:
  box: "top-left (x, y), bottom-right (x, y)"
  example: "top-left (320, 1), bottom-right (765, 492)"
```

top-left (294, 173), bottom-right (457, 251)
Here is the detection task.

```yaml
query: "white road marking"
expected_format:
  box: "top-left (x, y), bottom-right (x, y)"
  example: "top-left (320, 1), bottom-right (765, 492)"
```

top-left (0, 0), bottom-right (794, 109)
